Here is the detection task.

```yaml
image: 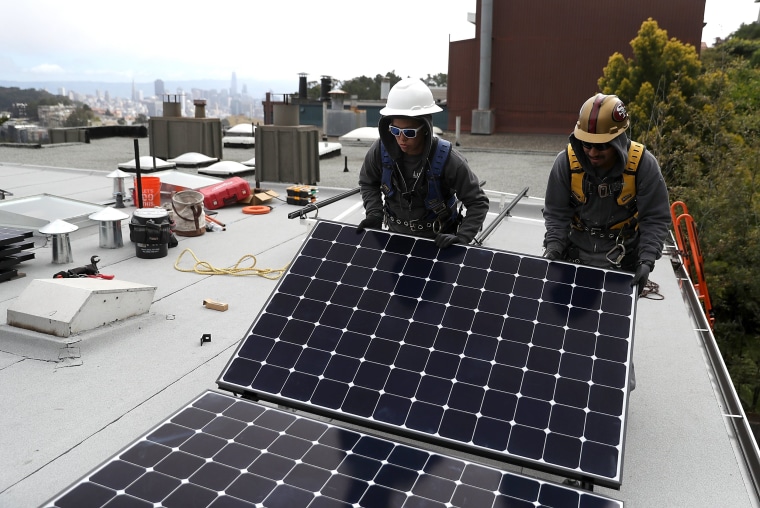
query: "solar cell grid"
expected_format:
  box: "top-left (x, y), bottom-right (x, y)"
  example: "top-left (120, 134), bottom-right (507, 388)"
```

top-left (45, 391), bottom-right (623, 508)
top-left (218, 220), bottom-right (637, 488)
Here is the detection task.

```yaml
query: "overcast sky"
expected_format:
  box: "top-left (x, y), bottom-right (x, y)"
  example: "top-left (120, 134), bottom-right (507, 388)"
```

top-left (0, 0), bottom-right (757, 85)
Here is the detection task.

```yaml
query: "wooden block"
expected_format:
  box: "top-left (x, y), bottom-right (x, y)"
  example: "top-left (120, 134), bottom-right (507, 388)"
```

top-left (203, 299), bottom-right (229, 312)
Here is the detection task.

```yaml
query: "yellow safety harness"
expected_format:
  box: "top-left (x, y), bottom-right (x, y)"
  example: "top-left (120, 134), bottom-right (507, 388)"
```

top-left (568, 141), bottom-right (644, 232)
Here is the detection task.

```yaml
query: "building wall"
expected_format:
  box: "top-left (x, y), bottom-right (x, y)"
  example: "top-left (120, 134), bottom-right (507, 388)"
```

top-left (448, 0), bottom-right (707, 134)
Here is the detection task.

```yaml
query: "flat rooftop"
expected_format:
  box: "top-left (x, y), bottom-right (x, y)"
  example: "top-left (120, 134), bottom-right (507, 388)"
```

top-left (0, 137), bottom-right (757, 507)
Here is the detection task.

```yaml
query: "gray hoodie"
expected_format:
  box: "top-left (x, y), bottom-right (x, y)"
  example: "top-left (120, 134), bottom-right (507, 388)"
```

top-left (543, 132), bottom-right (671, 269)
top-left (358, 114), bottom-right (489, 242)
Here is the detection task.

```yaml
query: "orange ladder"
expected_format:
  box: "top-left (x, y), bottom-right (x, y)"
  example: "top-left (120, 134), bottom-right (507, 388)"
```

top-left (670, 201), bottom-right (714, 328)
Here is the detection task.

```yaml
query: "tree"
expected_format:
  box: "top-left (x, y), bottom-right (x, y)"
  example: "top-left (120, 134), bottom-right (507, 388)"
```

top-left (598, 19), bottom-right (702, 146)
top-left (599, 18), bottom-right (760, 413)
top-left (0, 87), bottom-right (73, 120)
top-left (303, 71), bottom-right (437, 101)
top-left (340, 71), bottom-right (403, 100)
top-left (423, 73), bottom-right (447, 87)
top-left (64, 104), bottom-right (97, 127)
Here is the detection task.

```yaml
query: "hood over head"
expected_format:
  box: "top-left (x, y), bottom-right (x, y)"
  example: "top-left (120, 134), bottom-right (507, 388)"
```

top-left (378, 114), bottom-right (435, 161)
top-left (569, 129), bottom-right (630, 178)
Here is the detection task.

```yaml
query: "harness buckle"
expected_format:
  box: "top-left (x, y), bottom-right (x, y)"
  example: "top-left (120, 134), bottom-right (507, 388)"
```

top-left (606, 243), bottom-right (626, 267)
top-left (433, 217), bottom-right (443, 234)
top-left (598, 183), bottom-right (609, 198)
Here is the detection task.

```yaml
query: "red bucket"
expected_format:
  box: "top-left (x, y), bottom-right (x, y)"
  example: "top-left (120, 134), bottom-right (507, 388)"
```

top-left (133, 176), bottom-right (161, 208)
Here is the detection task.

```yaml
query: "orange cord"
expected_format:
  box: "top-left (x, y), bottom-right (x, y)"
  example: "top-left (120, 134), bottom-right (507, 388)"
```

top-left (242, 205), bottom-right (272, 215)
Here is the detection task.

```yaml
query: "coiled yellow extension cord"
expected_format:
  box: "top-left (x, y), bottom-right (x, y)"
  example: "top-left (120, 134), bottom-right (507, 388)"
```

top-left (173, 248), bottom-right (289, 280)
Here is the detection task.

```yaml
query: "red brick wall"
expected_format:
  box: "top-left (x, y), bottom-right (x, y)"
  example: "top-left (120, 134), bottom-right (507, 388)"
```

top-left (447, 0), bottom-right (707, 134)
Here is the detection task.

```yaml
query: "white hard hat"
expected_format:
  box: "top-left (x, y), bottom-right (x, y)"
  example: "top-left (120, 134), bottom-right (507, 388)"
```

top-left (379, 78), bottom-right (443, 117)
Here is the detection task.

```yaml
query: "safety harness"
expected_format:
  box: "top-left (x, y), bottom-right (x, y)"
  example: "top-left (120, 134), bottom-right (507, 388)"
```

top-left (380, 138), bottom-right (460, 232)
top-left (568, 140), bottom-right (644, 266)
top-left (569, 140), bottom-right (643, 232)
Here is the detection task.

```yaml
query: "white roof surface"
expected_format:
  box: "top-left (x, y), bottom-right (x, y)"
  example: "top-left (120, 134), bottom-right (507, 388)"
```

top-left (0, 155), bottom-right (756, 507)
top-left (226, 124), bottom-right (256, 135)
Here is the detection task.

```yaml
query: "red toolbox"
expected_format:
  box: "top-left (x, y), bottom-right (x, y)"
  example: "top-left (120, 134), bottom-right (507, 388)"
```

top-left (198, 177), bottom-right (251, 210)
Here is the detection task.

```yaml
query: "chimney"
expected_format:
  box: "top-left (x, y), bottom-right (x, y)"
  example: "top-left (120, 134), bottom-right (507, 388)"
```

top-left (163, 94), bottom-right (182, 118)
top-left (329, 90), bottom-right (346, 110)
top-left (193, 99), bottom-right (207, 118)
top-left (299, 73), bottom-right (308, 99)
top-left (380, 77), bottom-right (391, 100)
top-left (320, 75), bottom-right (332, 102)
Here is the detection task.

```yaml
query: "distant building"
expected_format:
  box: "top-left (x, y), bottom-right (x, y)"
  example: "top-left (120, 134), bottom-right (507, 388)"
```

top-left (231, 72), bottom-right (238, 97)
top-left (154, 79), bottom-right (165, 97)
top-left (38, 104), bottom-right (77, 128)
top-left (11, 103), bottom-right (27, 119)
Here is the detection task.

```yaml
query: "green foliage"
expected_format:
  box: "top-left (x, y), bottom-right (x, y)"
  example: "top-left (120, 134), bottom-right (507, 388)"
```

top-left (732, 21), bottom-right (760, 41)
top-left (64, 104), bottom-right (96, 127)
top-left (600, 18), bottom-right (760, 413)
top-left (599, 19), bottom-right (702, 144)
top-left (302, 71), bottom-right (445, 101)
top-left (422, 73), bottom-right (447, 87)
top-left (0, 86), bottom-right (72, 120)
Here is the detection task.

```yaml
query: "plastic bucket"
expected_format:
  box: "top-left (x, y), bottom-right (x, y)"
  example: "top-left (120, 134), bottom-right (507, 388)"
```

top-left (171, 190), bottom-right (206, 237)
top-left (133, 176), bottom-right (161, 208)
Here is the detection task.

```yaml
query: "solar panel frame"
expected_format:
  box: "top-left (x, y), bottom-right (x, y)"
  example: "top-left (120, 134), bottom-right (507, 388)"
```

top-left (44, 390), bottom-right (624, 508)
top-left (217, 220), bottom-right (637, 489)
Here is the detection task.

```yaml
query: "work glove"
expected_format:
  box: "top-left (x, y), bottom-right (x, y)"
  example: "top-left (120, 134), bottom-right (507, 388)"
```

top-left (356, 215), bottom-right (382, 233)
top-left (543, 249), bottom-right (561, 261)
top-left (435, 233), bottom-right (462, 249)
top-left (631, 260), bottom-right (653, 296)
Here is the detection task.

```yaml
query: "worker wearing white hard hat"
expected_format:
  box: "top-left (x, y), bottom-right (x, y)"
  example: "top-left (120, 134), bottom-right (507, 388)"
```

top-left (358, 78), bottom-right (489, 248)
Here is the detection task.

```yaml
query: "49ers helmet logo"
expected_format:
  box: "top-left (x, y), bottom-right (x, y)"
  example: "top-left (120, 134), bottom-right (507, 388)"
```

top-left (613, 101), bottom-right (628, 122)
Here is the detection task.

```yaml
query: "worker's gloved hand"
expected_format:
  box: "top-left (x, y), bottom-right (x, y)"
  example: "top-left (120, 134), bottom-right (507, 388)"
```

top-left (435, 233), bottom-right (462, 249)
top-left (356, 215), bottom-right (382, 233)
top-left (543, 249), bottom-right (561, 261)
top-left (631, 260), bottom-right (653, 296)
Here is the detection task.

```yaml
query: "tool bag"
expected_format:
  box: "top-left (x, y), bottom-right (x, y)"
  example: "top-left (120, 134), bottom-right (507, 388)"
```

top-left (171, 190), bottom-right (206, 237)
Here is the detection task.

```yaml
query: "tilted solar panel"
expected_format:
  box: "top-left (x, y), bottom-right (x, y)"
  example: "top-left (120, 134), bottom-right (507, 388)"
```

top-left (45, 391), bottom-right (623, 508)
top-left (218, 220), bottom-right (636, 488)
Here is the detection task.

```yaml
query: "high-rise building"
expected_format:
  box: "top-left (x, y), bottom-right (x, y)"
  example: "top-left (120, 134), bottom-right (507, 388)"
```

top-left (231, 72), bottom-right (238, 96)
top-left (154, 79), bottom-right (165, 97)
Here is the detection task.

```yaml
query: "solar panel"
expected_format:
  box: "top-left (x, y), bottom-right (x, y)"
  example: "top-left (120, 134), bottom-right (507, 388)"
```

top-left (218, 220), bottom-right (636, 488)
top-left (45, 390), bottom-right (623, 508)
top-left (0, 251), bottom-right (35, 270)
top-left (0, 226), bottom-right (32, 247)
top-left (0, 240), bottom-right (35, 257)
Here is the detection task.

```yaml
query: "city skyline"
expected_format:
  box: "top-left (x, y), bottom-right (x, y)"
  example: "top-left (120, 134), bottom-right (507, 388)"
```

top-left (0, 76), bottom-right (296, 103)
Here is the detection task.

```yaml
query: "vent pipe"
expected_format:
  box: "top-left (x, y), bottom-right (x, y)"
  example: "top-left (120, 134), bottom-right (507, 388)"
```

top-left (478, 0), bottom-right (493, 110)
top-left (193, 99), bottom-right (206, 118)
top-left (299, 73), bottom-right (308, 99)
top-left (380, 77), bottom-right (391, 100)
top-left (320, 76), bottom-right (332, 102)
